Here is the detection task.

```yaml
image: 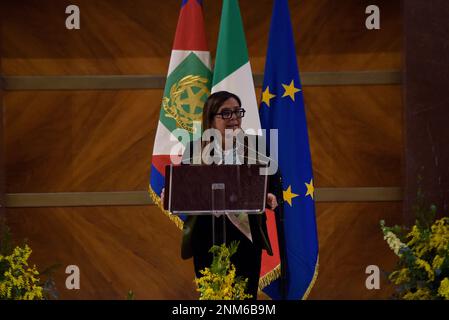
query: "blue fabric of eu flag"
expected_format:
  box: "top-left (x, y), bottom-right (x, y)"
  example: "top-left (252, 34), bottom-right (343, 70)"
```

top-left (259, 0), bottom-right (319, 300)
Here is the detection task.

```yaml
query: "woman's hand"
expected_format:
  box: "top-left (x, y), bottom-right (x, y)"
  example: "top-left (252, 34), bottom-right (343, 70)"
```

top-left (267, 193), bottom-right (278, 210)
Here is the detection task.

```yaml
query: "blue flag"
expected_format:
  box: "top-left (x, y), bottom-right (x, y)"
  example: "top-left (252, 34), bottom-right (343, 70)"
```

top-left (259, 0), bottom-right (319, 300)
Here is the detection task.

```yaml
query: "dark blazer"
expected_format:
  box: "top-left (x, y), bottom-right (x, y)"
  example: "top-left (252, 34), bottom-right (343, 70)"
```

top-left (180, 138), bottom-right (283, 259)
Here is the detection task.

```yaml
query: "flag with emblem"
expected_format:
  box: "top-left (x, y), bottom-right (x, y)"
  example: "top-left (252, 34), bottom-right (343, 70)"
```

top-left (149, 0), bottom-right (212, 226)
top-left (259, 0), bottom-right (319, 299)
top-left (212, 0), bottom-right (260, 132)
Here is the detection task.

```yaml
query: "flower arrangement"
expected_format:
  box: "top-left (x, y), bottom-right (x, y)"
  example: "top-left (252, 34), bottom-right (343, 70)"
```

top-left (0, 217), bottom-right (58, 300)
top-left (380, 200), bottom-right (449, 300)
top-left (194, 241), bottom-right (252, 300)
top-left (0, 244), bottom-right (44, 300)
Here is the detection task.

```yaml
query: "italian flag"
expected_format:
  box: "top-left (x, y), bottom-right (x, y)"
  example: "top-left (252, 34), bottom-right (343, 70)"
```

top-left (212, 0), bottom-right (261, 133)
top-left (213, 0), bottom-right (280, 291)
top-left (149, 0), bottom-right (212, 226)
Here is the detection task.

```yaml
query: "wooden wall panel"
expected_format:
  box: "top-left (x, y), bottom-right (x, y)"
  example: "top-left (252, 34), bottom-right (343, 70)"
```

top-left (308, 202), bottom-right (403, 299)
top-left (256, 84), bottom-right (403, 187)
top-left (5, 85), bottom-right (401, 192)
top-left (2, 0), bottom-right (401, 75)
top-left (304, 85), bottom-right (403, 187)
top-left (4, 90), bottom-right (161, 193)
top-left (403, 0), bottom-right (449, 219)
top-left (243, 0), bottom-right (402, 72)
top-left (5, 202), bottom-right (403, 299)
top-left (5, 206), bottom-right (198, 300)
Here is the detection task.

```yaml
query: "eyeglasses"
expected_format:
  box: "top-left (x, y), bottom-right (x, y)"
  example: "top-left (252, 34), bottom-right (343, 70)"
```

top-left (214, 108), bottom-right (246, 120)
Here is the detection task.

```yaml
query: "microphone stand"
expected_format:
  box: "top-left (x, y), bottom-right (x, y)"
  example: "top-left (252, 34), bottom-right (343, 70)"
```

top-left (235, 138), bottom-right (288, 299)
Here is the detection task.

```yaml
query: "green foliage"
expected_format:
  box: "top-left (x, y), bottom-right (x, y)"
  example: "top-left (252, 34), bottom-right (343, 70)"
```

top-left (0, 216), bottom-right (59, 300)
top-left (195, 241), bottom-right (252, 300)
top-left (0, 244), bottom-right (44, 300)
top-left (209, 240), bottom-right (239, 276)
top-left (381, 197), bottom-right (449, 300)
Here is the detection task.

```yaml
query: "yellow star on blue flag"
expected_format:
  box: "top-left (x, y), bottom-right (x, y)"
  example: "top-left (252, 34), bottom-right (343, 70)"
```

top-left (262, 86), bottom-right (276, 107)
top-left (283, 185), bottom-right (299, 206)
top-left (305, 179), bottom-right (314, 200)
top-left (282, 80), bottom-right (301, 101)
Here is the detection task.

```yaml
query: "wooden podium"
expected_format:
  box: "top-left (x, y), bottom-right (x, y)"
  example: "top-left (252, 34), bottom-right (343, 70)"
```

top-left (163, 164), bottom-right (268, 244)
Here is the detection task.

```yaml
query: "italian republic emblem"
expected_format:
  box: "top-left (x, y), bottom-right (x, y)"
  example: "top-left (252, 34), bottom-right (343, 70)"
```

top-left (163, 75), bottom-right (210, 133)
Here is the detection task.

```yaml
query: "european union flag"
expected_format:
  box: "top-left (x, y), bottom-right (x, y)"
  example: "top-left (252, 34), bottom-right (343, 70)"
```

top-left (259, 0), bottom-right (319, 300)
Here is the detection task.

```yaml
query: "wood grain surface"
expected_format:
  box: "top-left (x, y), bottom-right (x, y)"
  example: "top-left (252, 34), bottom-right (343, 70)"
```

top-left (4, 84), bottom-right (401, 192)
top-left (307, 202), bottom-right (403, 299)
top-left (5, 205), bottom-right (198, 300)
top-left (5, 202), bottom-right (403, 299)
top-left (1, 0), bottom-right (401, 75)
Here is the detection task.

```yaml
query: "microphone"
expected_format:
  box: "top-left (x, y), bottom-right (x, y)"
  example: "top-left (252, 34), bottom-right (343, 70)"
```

top-left (234, 136), bottom-right (279, 175)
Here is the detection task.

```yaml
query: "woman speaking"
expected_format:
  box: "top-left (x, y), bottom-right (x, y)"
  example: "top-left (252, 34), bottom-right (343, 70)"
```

top-left (163, 91), bottom-right (282, 299)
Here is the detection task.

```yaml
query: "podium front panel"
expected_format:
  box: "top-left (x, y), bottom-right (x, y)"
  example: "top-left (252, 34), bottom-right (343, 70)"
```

top-left (164, 164), bottom-right (267, 215)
